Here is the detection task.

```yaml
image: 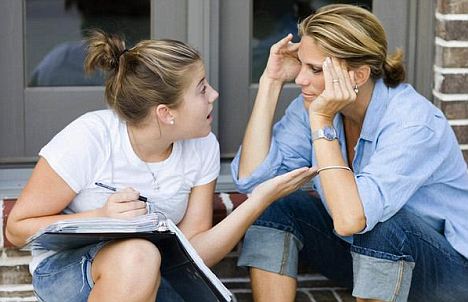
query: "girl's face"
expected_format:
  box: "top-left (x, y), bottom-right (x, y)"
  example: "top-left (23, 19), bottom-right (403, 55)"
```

top-left (173, 61), bottom-right (218, 139)
top-left (295, 36), bottom-right (327, 109)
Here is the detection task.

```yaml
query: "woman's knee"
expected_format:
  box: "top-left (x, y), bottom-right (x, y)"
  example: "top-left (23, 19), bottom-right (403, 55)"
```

top-left (352, 209), bottom-right (416, 260)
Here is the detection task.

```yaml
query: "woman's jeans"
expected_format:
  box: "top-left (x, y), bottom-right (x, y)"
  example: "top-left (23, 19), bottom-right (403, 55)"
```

top-left (32, 241), bottom-right (184, 302)
top-left (238, 190), bottom-right (468, 302)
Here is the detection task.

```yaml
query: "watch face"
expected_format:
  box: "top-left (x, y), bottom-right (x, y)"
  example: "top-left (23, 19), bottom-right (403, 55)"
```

top-left (323, 127), bottom-right (336, 140)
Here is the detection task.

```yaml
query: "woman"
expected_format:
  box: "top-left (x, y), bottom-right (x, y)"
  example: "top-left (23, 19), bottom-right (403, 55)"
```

top-left (6, 30), bottom-right (315, 302)
top-left (232, 4), bottom-right (468, 302)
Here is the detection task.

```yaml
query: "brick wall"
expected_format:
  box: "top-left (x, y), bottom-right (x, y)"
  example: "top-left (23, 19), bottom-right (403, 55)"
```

top-left (1, 199), bottom-right (16, 248)
top-left (434, 0), bottom-right (468, 162)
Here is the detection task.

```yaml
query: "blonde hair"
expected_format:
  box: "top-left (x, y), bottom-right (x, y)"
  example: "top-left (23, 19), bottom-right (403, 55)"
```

top-left (298, 4), bottom-right (405, 87)
top-left (84, 30), bottom-right (201, 124)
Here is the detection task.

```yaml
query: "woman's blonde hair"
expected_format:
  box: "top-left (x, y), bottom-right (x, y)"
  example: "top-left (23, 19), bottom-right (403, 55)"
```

top-left (298, 4), bottom-right (405, 87)
top-left (84, 30), bottom-right (201, 124)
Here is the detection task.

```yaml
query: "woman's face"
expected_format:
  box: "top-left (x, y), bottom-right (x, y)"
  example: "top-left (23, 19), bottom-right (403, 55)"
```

top-left (173, 61), bottom-right (218, 139)
top-left (295, 36), bottom-right (327, 109)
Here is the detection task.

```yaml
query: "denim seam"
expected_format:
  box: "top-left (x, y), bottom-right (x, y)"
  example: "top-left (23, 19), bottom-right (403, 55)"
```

top-left (351, 245), bottom-right (414, 262)
top-left (254, 219), bottom-right (295, 233)
top-left (391, 260), bottom-right (404, 302)
top-left (280, 232), bottom-right (291, 275)
top-left (79, 256), bottom-right (88, 293)
top-left (33, 289), bottom-right (46, 302)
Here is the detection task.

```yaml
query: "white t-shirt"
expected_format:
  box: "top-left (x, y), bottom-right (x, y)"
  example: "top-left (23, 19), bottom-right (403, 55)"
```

top-left (30, 109), bottom-right (220, 273)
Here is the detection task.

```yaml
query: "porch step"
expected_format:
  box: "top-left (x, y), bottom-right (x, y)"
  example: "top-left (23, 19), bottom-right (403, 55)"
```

top-left (0, 256), bottom-right (32, 285)
top-left (0, 285), bottom-right (36, 302)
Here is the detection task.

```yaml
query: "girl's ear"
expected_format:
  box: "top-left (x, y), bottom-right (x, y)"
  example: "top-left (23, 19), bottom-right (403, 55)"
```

top-left (353, 65), bottom-right (371, 87)
top-left (154, 104), bottom-right (175, 125)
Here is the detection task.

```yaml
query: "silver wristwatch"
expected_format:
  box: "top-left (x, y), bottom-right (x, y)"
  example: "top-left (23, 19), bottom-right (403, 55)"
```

top-left (312, 126), bottom-right (337, 141)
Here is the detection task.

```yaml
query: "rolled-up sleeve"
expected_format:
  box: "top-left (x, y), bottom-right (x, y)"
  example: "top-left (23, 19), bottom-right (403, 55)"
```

top-left (231, 97), bottom-right (313, 193)
top-left (356, 123), bottom-right (444, 233)
top-left (231, 140), bottom-right (284, 193)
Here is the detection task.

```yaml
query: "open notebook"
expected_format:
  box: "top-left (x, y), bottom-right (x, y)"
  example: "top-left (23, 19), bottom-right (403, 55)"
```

top-left (23, 213), bottom-right (232, 302)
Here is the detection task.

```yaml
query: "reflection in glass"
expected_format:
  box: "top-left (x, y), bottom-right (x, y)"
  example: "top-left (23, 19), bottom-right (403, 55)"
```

top-left (26, 0), bottom-right (150, 87)
top-left (252, 0), bottom-right (373, 83)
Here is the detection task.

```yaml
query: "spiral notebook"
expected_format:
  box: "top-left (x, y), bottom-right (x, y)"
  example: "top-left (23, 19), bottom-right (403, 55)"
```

top-left (23, 213), bottom-right (232, 302)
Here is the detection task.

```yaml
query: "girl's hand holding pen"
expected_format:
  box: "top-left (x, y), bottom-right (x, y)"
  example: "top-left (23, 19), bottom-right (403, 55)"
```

top-left (98, 187), bottom-right (148, 219)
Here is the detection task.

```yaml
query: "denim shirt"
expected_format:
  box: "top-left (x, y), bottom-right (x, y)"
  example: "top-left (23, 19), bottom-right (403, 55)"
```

top-left (231, 79), bottom-right (468, 259)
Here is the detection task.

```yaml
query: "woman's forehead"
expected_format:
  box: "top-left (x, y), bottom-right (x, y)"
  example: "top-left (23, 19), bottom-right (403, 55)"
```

top-left (298, 36), bottom-right (326, 64)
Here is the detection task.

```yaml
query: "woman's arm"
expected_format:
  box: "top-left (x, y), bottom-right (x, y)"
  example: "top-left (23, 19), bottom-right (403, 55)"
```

top-left (6, 158), bottom-right (147, 246)
top-left (238, 34), bottom-right (300, 179)
top-left (179, 167), bottom-right (316, 267)
top-left (309, 118), bottom-right (365, 236)
top-left (308, 58), bottom-right (366, 236)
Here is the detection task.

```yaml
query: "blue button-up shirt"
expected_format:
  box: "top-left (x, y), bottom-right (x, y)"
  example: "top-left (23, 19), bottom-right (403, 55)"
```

top-left (231, 79), bottom-right (468, 259)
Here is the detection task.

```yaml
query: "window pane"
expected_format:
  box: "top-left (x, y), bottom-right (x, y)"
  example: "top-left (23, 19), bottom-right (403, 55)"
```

top-left (251, 0), bottom-right (373, 83)
top-left (26, 0), bottom-right (150, 87)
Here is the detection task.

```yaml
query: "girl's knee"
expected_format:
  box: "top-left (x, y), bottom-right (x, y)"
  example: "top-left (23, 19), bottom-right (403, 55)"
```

top-left (93, 239), bottom-right (161, 283)
top-left (112, 238), bottom-right (161, 266)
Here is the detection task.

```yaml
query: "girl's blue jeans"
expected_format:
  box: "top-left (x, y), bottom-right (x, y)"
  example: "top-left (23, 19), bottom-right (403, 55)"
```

top-left (238, 190), bottom-right (468, 302)
top-left (32, 241), bottom-right (184, 302)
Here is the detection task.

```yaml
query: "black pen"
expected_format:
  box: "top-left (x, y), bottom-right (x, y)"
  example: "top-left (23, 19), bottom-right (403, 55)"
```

top-left (95, 182), bottom-right (148, 202)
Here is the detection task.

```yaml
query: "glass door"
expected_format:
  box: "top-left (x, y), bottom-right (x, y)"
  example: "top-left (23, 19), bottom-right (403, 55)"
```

top-left (0, 0), bottom-right (219, 164)
top-left (24, 0), bottom-right (151, 158)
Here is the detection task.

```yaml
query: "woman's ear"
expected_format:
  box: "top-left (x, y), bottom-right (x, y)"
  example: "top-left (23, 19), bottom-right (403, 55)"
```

top-left (354, 65), bottom-right (371, 86)
top-left (155, 104), bottom-right (175, 125)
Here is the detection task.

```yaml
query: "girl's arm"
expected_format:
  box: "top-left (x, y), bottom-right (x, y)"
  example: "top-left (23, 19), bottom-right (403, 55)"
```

top-left (179, 167), bottom-right (316, 267)
top-left (6, 157), bottom-right (146, 246)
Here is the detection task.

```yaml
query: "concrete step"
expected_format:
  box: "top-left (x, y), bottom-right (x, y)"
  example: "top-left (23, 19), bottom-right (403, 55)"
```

top-left (0, 251), bottom-right (32, 285)
top-left (0, 285), bottom-right (36, 302)
top-left (221, 274), bottom-right (353, 301)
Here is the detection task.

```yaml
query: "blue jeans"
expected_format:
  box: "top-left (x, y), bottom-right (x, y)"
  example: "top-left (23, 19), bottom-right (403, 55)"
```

top-left (32, 241), bottom-right (184, 302)
top-left (238, 191), bottom-right (468, 302)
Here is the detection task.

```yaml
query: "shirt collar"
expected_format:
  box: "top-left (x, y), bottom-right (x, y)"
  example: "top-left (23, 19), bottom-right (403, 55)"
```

top-left (359, 78), bottom-right (390, 141)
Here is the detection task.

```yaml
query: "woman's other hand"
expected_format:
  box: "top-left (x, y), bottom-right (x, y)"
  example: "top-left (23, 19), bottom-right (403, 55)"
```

top-left (251, 167), bottom-right (317, 204)
top-left (263, 34), bottom-right (301, 83)
top-left (309, 57), bottom-right (357, 121)
top-left (98, 187), bottom-right (147, 219)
